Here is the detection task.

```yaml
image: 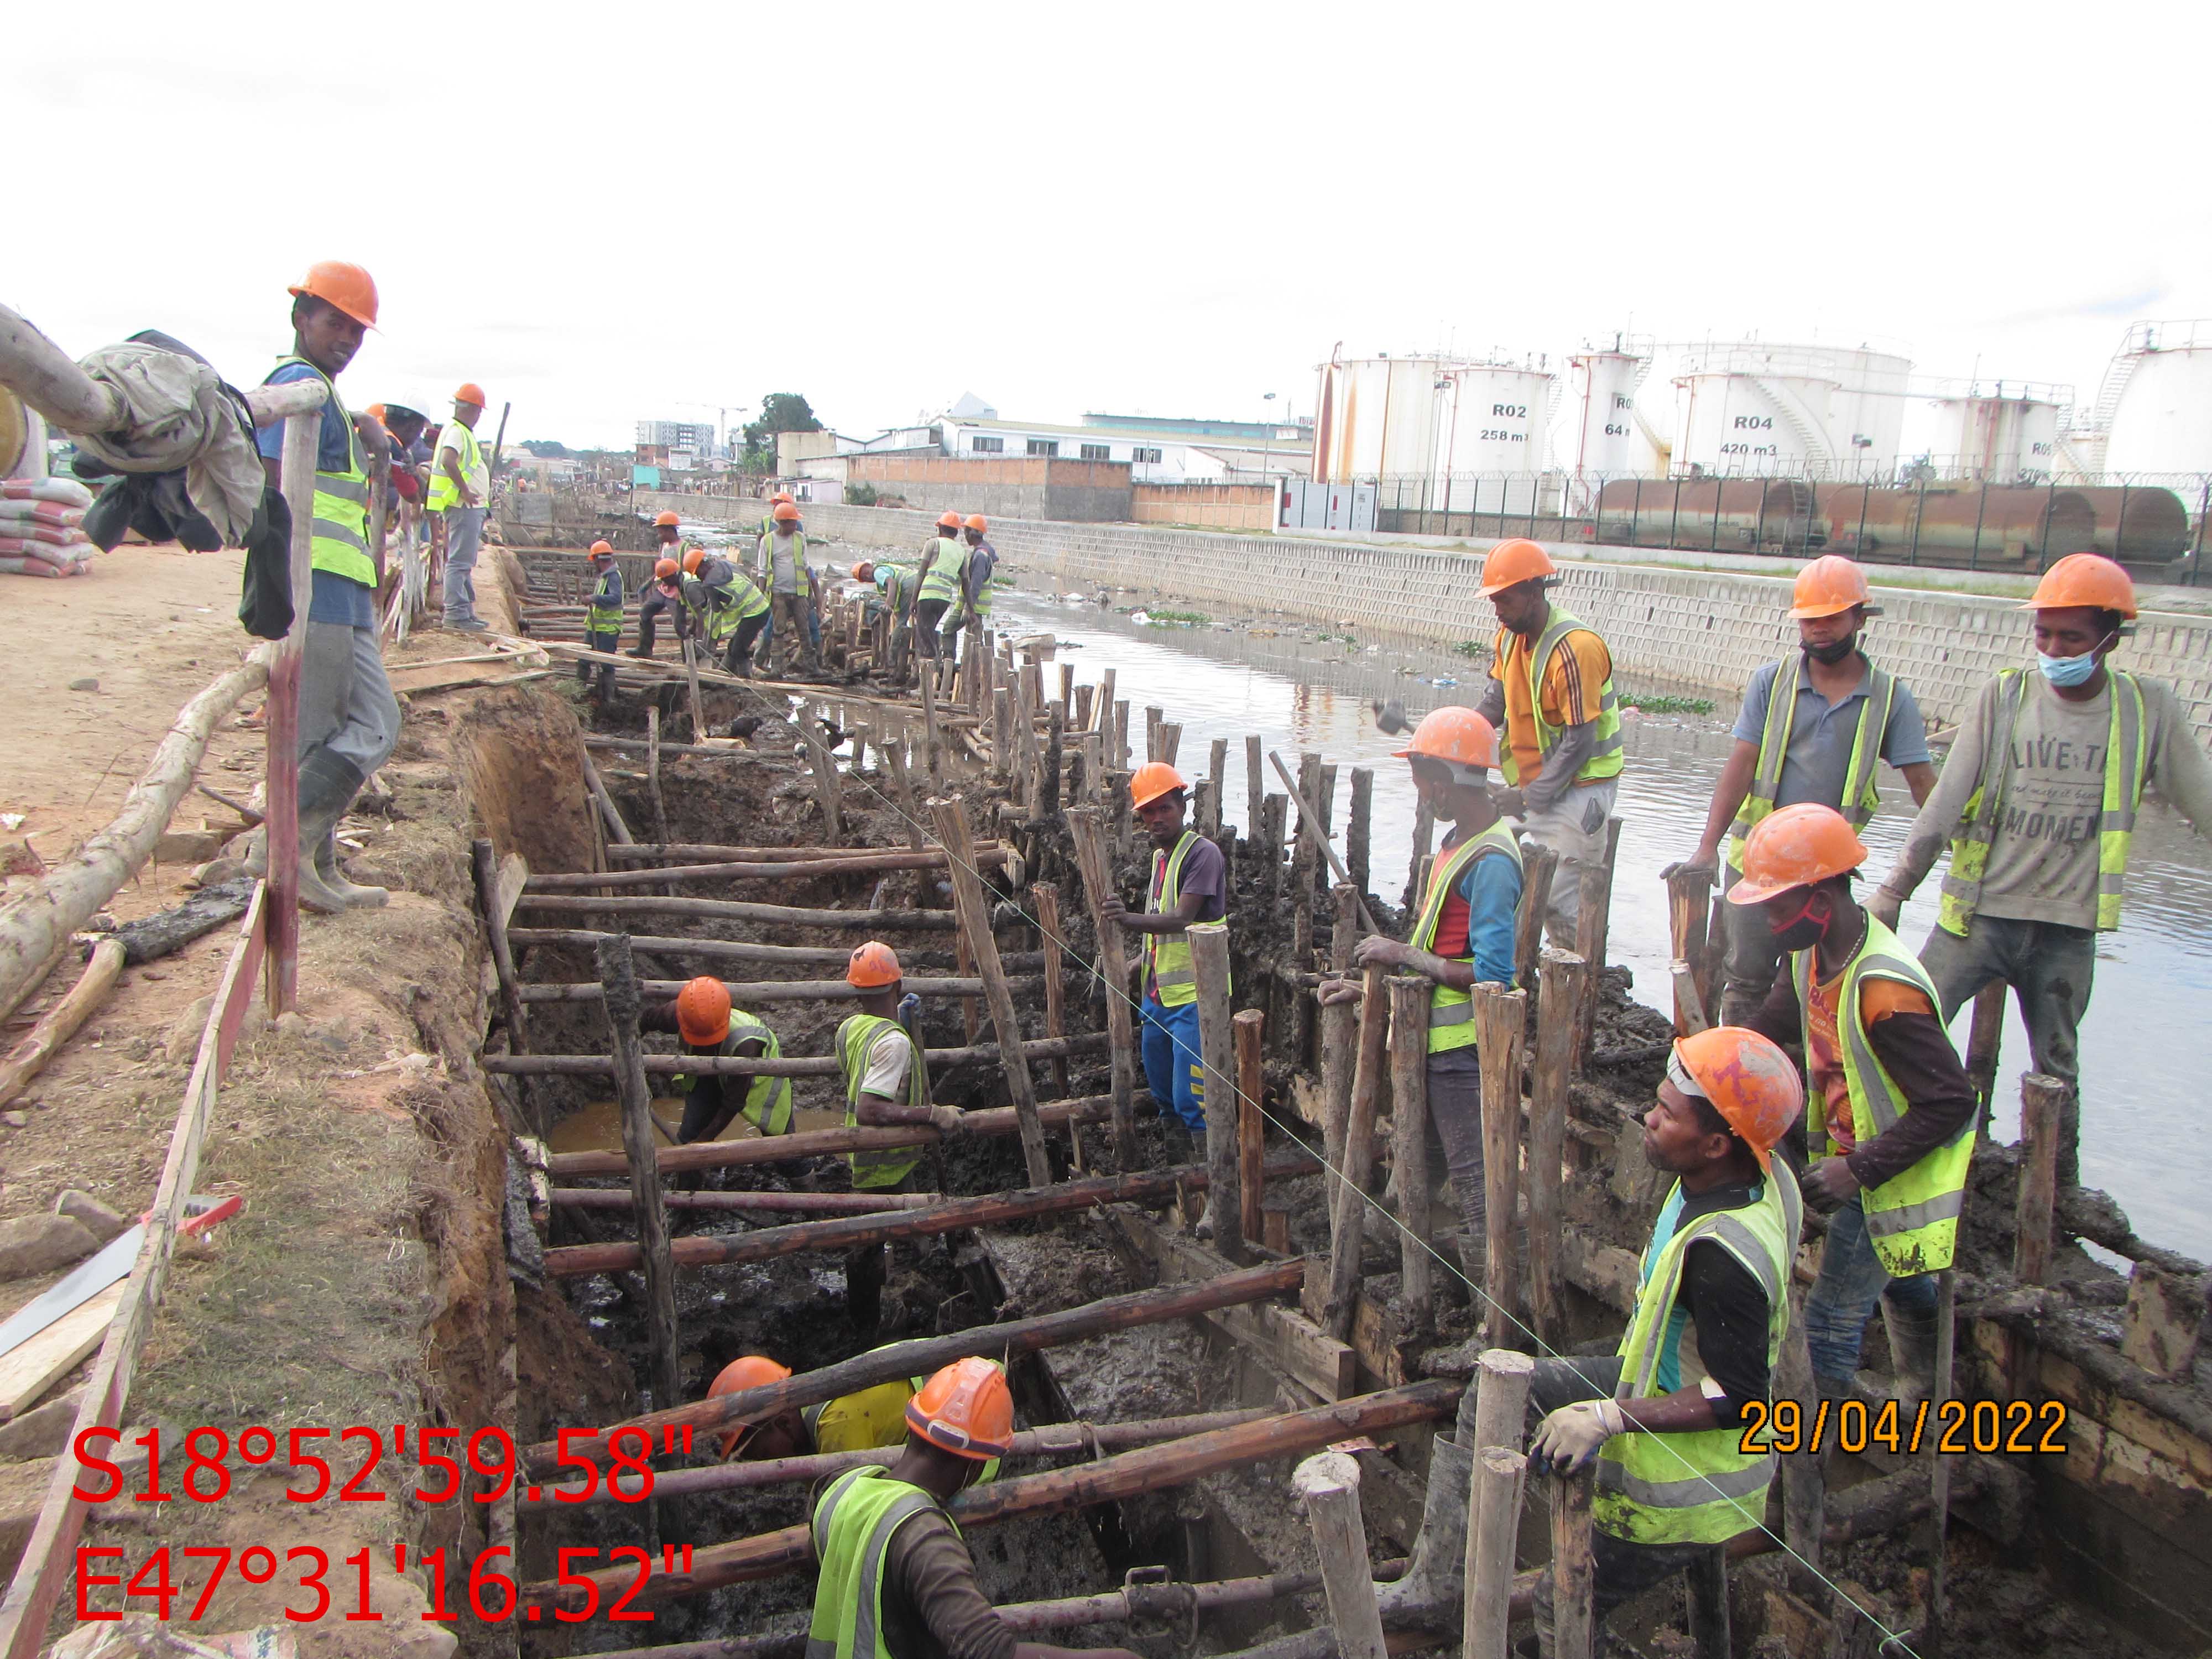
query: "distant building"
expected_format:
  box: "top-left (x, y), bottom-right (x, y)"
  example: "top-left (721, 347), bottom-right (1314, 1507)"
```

top-left (847, 411), bottom-right (1308, 484)
top-left (1083, 411), bottom-right (1312, 444)
top-left (636, 420), bottom-right (718, 456)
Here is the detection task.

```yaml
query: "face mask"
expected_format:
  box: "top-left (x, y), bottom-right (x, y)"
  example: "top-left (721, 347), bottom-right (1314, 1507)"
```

top-left (2037, 643), bottom-right (2107, 688)
top-left (1766, 890), bottom-right (1832, 954)
top-left (1805, 635), bottom-right (1857, 666)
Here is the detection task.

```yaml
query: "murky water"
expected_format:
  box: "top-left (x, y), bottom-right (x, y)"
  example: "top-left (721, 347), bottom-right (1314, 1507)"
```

top-left (989, 584), bottom-right (2212, 1260)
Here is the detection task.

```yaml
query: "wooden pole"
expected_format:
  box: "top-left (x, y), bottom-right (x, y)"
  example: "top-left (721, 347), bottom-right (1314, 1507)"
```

top-left (1571, 820), bottom-right (1623, 1070)
top-left (496, 1033), bottom-right (1107, 1086)
top-left (1292, 1452), bottom-right (1389, 1659)
top-left (1260, 795), bottom-right (1288, 905)
top-left (881, 735), bottom-right (930, 853)
top-left (1402, 795), bottom-right (1435, 916)
top-left (470, 839), bottom-right (538, 1133)
top-left (0, 938), bottom-right (123, 1110)
top-left (580, 749), bottom-right (636, 847)
top-left (1548, 1465), bottom-right (1598, 1659)
top-left (1922, 1266), bottom-right (1959, 1651)
top-left (1665, 865), bottom-right (1713, 1031)
top-left (1467, 1448), bottom-right (1528, 1659)
top-left (528, 846), bottom-right (1008, 889)
top-left (1327, 966), bottom-right (1391, 1339)
top-left (1208, 737), bottom-right (1229, 828)
top-left (1268, 751), bottom-right (1379, 932)
top-left (1095, 668), bottom-right (1116, 734)
top-left (1032, 883), bottom-right (1072, 1101)
top-left (1245, 732), bottom-right (1264, 843)
top-left (2015, 1072), bottom-right (2065, 1286)
top-left (1321, 884), bottom-right (1361, 1177)
top-left (1469, 1347), bottom-right (1535, 1459)
top-left (1190, 920), bottom-right (1242, 1260)
top-left (681, 639), bottom-right (708, 744)
top-left (1387, 974), bottom-right (1433, 1329)
top-left (1684, 1548), bottom-right (1731, 1659)
top-left (1157, 721), bottom-right (1182, 768)
top-left (1773, 1291), bottom-right (1826, 1606)
top-left (1527, 949), bottom-right (1585, 1348)
top-left (596, 934), bottom-right (680, 1411)
top-left (1145, 705), bottom-right (1164, 764)
top-left (1233, 1005), bottom-right (1267, 1248)
top-left (1073, 683), bottom-right (1094, 733)
top-left (1964, 982), bottom-right (2006, 1138)
top-left (645, 707), bottom-right (672, 851)
top-left (920, 659), bottom-right (945, 791)
top-left (1066, 807), bottom-right (1140, 1168)
top-left (515, 894), bottom-right (964, 931)
top-left (1042, 705), bottom-right (1065, 817)
top-left (953, 919), bottom-right (981, 1044)
top-left (990, 688), bottom-right (1014, 787)
top-left (1472, 983), bottom-right (1528, 1348)
top-left (1347, 767), bottom-right (1373, 895)
top-left (265, 409), bottom-right (320, 1011)
top-left (932, 798), bottom-right (1051, 1187)
top-left (549, 1188), bottom-right (935, 1216)
top-left (803, 729), bottom-right (845, 840)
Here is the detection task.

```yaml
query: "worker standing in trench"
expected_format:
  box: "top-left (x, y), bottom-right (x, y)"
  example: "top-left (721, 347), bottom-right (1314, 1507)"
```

top-left (1871, 553), bottom-right (2212, 1186)
top-left (703, 1353), bottom-right (1006, 1480)
top-left (429, 381), bottom-right (491, 631)
top-left (1098, 764), bottom-right (1225, 1167)
top-left (1668, 555), bottom-right (1938, 1022)
top-left (854, 559), bottom-right (921, 682)
top-left (1730, 805), bottom-right (1974, 1411)
top-left (1525, 1026), bottom-right (1803, 1657)
top-left (629, 513), bottom-right (694, 659)
top-left (641, 977), bottom-right (794, 1143)
top-left (806, 1359), bottom-right (1143, 1659)
top-left (252, 260), bottom-right (401, 914)
top-left (577, 541), bottom-right (623, 703)
top-left (686, 541), bottom-right (773, 677)
top-left (1472, 539), bottom-right (1623, 945)
top-left (759, 501), bottom-right (825, 677)
top-left (836, 944), bottom-right (964, 1338)
top-left (1317, 707), bottom-right (1521, 1285)
top-left (939, 514), bottom-right (996, 664)
top-left (914, 511), bottom-right (973, 661)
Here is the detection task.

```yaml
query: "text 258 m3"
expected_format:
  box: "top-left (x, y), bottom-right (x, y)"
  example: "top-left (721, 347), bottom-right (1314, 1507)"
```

top-left (71, 1425), bottom-right (690, 1505)
top-left (77, 1544), bottom-right (691, 1624)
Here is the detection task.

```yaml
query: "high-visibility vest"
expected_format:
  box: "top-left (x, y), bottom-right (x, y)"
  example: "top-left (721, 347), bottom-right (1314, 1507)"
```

top-left (757, 533), bottom-right (817, 600)
top-left (1792, 918), bottom-right (1971, 1275)
top-left (670, 1009), bottom-right (792, 1136)
top-left (1593, 1168), bottom-right (1801, 1547)
top-left (1938, 667), bottom-right (2146, 937)
top-left (916, 536), bottom-right (969, 604)
top-left (837, 1014), bottom-right (925, 1190)
top-left (1498, 608), bottom-right (1625, 787)
top-left (800, 1355), bottom-right (1001, 1480)
top-left (967, 541), bottom-right (997, 615)
top-left (1406, 819), bottom-right (1524, 1050)
top-left (267, 358), bottom-right (374, 588)
top-left (690, 561), bottom-right (770, 641)
top-left (875, 564), bottom-right (916, 615)
top-left (1143, 831), bottom-right (1228, 1009)
top-left (585, 567), bottom-right (624, 635)
top-left (1725, 655), bottom-right (1897, 874)
top-left (426, 417), bottom-right (486, 512)
top-left (807, 1468), bottom-right (950, 1659)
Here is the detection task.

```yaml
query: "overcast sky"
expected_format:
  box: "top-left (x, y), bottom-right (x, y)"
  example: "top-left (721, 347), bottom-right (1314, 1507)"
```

top-left (15, 2), bottom-right (2207, 453)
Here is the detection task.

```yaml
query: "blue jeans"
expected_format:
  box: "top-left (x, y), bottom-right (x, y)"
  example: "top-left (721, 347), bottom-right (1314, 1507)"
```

top-left (1139, 999), bottom-right (1206, 1132)
top-left (1803, 1193), bottom-right (1938, 1384)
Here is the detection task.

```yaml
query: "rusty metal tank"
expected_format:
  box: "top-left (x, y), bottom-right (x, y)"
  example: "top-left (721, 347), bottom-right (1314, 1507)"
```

top-left (1812, 484), bottom-right (2095, 566)
top-left (1594, 477), bottom-right (1814, 551)
top-left (2070, 486), bottom-right (2192, 562)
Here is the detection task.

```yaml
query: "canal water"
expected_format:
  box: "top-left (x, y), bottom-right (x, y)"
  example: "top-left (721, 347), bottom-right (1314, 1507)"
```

top-left (985, 582), bottom-right (2212, 1260)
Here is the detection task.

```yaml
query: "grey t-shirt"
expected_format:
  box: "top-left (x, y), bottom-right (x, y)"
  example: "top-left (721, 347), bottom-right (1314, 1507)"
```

top-left (767, 533), bottom-right (800, 595)
top-left (1731, 654), bottom-right (1932, 810)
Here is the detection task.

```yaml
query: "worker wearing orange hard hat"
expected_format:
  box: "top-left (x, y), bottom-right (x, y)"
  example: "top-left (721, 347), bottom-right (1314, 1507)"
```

top-left (1525, 1025), bottom-right (1802, 1655)
top-left (1320, 705), bottom-right (1523, 1279)
top-left (253, 260), bottom-right (400, 914)
top-left (713, 1351), bottom-right (1008, 1475)
top-left (630, 513), bottom-right (696, 658)
top-left (429, 381), bottom-right (491, 630)
top-left (835, 943), bottom-right (963, 1336)
top-left (577, 541), bottom-right (625, 703)
top-left (913, 512), bottom-right (974, 665)
top-left (758, 500), bottom-right (823, 677)
top-left (1873, 551), bottom-right (2212, 1187)
top-left (807, 1359), bottom-right (1129, 1659)
top-left (939, 513), bottom-right (997, 661)
top-left (1669, 554), bottom-right (1937, 1021)
top-left (754, 490), bottom-right (802, 544)
top-left (1099, 763), bottom-right (1228, 1158)
top-left (1729, 803), bottom-right (1975, 1413)
top-left (640, 976), bottom-right (794, 1142)
top-left (1472, 539), bottom-right (1621, 946)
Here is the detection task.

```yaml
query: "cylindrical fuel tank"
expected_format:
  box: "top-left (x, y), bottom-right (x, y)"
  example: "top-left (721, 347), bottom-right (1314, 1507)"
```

top-left (1594, 477), bottom-right (1813, 550)
top-left (1813, 484), bottom-right (2096, 565)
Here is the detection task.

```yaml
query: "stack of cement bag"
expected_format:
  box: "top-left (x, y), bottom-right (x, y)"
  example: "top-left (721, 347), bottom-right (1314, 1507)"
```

top-left (0, 477), bottom-right (95, 577)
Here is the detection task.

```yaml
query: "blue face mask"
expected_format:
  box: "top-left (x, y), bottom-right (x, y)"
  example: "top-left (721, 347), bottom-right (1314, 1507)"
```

top-left (2037, 642), bottom-right (2107, 688)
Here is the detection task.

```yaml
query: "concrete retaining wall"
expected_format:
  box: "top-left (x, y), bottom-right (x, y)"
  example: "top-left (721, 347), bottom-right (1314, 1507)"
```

top-left (841, 455), bottom-right (1133, 524)
top-left (634, 492), bottom-right (2212, 738)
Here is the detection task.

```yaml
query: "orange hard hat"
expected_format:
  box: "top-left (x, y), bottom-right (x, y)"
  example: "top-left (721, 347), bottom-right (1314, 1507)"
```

top-left (965, 514), bottom-right (988, 533)
top-left (1727, 802), bottom-right (1867, 905)
top-left (1129, 761), bottom-right (1187, 809)
top-left (1395, 705), bottom-right (1499, 770)
top-left (773, 502), bottom-right (801, 523)
top-left (1790, 555), bottom-right (1876, 619)
top-left (655, 510), bottom-right (682, 528)
top-left (676, 977), bottom-right (733, 1046)
top-left (1670, 1026), bottom-right (1802, 1175)
top-left (288, 260), bottom-right (380, 328)
top-left (2023, 551), bottom-right (2137, 620)
top-left (589, 540), bottom-right (614, 558)
top-left (1477, 538), bottom-right (1556, 598)
top-left (905, 1358), bottom-right (1014, 1460)
top-left (853, 561), bottom-right (875, 581)
top-left (365, 402), bottom-right (388, 422)
top-left (655, 556), bottom-right (680, 580)
top-left (708, 1355), bottom-right (794, 1459)
top-left (681, 546), bottom-right (707, 575)
top-left (847, 941), bottom-right (902, 989)
top-left (937, 510), bottom-right (964, 530)
top-left (771, 492), bottom-right (795, 504)
top-left (453, 382), bottom-right (487, 408)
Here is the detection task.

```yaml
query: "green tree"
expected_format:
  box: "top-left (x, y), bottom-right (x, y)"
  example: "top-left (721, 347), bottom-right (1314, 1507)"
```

top-left (741, 393), bottom-right (823, 471)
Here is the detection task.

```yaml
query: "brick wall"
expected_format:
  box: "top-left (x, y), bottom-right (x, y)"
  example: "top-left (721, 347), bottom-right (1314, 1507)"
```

top-left (639, 494), bottom-right (2212, 738)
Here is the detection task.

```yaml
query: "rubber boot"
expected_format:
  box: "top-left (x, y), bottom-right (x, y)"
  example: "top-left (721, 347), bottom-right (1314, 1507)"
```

top-left (315, 833), bottom-right (388, 909)
top-left (1884, 1296), bottom-right (1941, 1413)
top-left (1375, 1433), bottom-right (1473, 1632)
top-left (293, 748), bottom-right (369, 915)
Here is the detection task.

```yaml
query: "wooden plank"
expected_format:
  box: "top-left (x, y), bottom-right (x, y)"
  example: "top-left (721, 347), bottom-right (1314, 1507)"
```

top-left (0, 1286), bottom-right (122, 1420)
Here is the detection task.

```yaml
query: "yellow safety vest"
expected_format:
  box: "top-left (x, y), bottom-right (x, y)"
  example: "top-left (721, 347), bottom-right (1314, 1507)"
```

top-left (758, 532), bottom-right (818, 599)
top-left (585, 567), bottom-right (624, 635)
top-left (967, 541), bottom-right (997, 616)
top-left (837, 1014), bottom-right (925, 1190)
top-left (267, 358), bottom-right (374, 588)
top-left (1143, 831), bottom-right (1229, 1009)
top-left (916, 536), bottom-right (969, 605)
top-left (1938, 668), bottom-right (2146, 936)
top-left (1725, 655), bottom-right (1897, 874)
top-left (801, 1355), bottom-right (1001, 1480)
top-left (1793, 919), bottom-right (1971, 1275)
top-left (1594, 1169), bottom-right (1801, 1547)
top-left (1406, 818), bottom-right (1524, 1050)
top-left (669, 1009), bottom-right (792, 1136)
top-left (1499, 608), bottom-right (1624, 787)
top-left (427, 418), bottom-right (486, 512)
top-left (807, 1469), bottom-right (949, 1659)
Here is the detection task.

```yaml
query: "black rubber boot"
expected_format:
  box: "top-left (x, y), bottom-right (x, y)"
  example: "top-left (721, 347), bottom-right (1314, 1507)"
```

top-left (295, 748), bottom-right (370, 915)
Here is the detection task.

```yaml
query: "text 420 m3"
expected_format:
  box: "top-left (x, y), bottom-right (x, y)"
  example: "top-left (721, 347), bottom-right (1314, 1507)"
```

top-left (72, 1424), bottom-right (688, 1505)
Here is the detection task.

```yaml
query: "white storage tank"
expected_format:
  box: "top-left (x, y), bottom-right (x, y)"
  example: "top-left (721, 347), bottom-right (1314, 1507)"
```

top-left (1312, 354), bottom-right (1455, 480)
top-left (2105, 322), bottom-right (2212, 475)
top-left (1571, 346), bottom-right (1651, 476)
top-left (1433, 361), bottom-right (1553, 480)
top-left (1663, 342), bottom-right (1912, 477)
top-left (1923, 388), bottom-right (2063, 482)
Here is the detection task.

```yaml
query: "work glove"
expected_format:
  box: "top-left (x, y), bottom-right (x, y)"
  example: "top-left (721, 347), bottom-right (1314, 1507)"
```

top-left (1529, 1398), bottom-right (1628, 1477)
top-left (897, 992), bottom-right (923, 1026)
top-left (929, 1104), bottom-right (964, 1134)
